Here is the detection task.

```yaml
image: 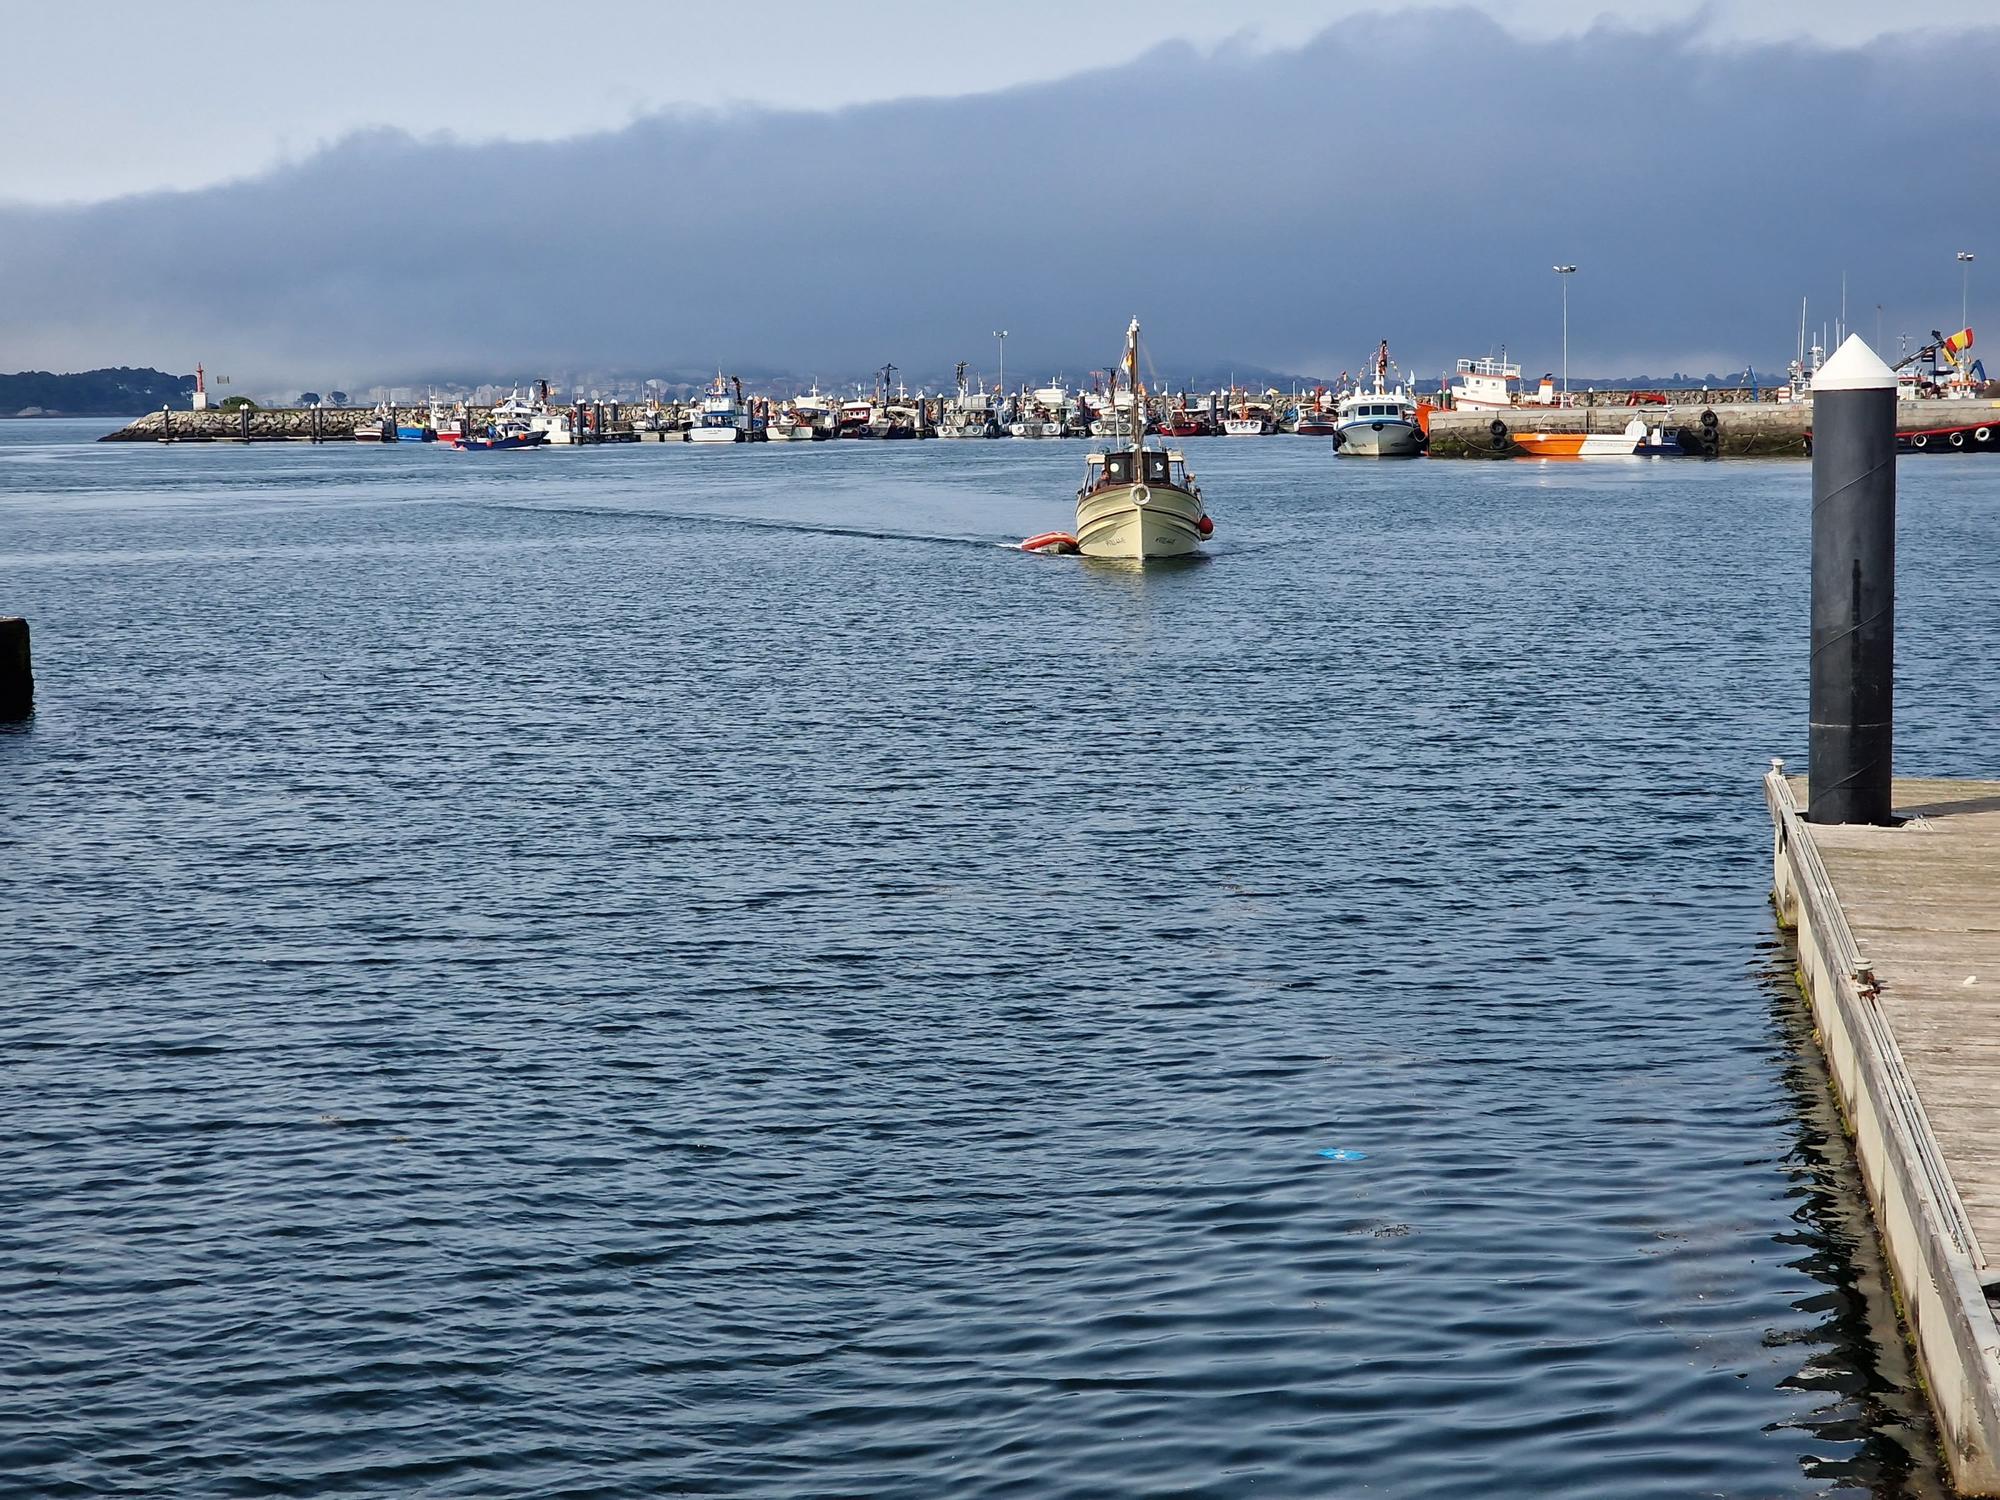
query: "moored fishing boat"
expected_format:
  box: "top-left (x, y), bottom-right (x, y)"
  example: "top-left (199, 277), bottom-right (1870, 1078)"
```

top-left (1333, 342), bottom-right (1424, 458)
top-left (688, 373), bottom-right (758, 444)
top-left (1448, 353), bottom-right (1521, 411)
top-left (836, 397), bottom-right (875, 438)
top-left (938, 364), bottom-right (1001, 437)
top-left (1294, 388), bottom-right (1339, 437)
top-left (1072, 318), bottom-right (1214, 560)
top-left (1511, 416), bottom-right (1685, 458)
top-left (352, 403), bottom-right (397, 442)
top-left (1221, 389), bottom-right (1270, 436)
top-left (793, 383), bottom-right (839, 438)
top-left (1333, 390), bottom-right (1423, 457)
top-left (764, 406), bottom-right (817, 441)
top-left (430, 401), bottom-right (468, 444)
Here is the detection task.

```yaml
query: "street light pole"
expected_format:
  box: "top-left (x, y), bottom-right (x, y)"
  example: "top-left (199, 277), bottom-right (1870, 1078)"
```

top-left (1958, 251), bottom-right (1975, 332)
top-left (1553, 265), bottom-right (1577, 398)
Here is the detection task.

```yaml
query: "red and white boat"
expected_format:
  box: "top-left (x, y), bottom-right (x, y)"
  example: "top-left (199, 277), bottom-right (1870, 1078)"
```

top-left (1295, 387), bottom-right (1339, 437)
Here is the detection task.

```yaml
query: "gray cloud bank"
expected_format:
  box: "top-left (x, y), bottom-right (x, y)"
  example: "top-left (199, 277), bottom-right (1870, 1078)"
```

top-left (3, 9), bottom-right (1996, 391)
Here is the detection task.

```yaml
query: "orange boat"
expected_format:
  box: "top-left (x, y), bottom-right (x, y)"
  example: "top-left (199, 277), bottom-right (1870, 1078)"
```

top-left (1512, 417), bottom-right (1684, 458)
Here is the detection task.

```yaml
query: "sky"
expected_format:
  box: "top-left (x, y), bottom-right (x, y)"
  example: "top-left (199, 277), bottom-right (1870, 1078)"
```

top-left (2, 0), bottom-right (1995, 390)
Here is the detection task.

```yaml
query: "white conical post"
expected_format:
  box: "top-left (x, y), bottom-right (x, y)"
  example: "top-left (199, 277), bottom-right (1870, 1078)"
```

top-left (1808, 335), bottom-right (1898, 825)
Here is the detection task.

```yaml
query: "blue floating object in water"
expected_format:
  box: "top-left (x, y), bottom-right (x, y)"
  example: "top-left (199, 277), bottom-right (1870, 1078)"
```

top-left (1318, 1148), bottom-right (1368, 1162)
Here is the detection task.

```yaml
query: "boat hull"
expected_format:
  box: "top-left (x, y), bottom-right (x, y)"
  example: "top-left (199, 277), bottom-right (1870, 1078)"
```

top-left (764, 425), bottom-right (815, 442)
top-left (1511, 431), bottom-right (1640, 458)
top-left (447, 432), bottom-right (548, 451)
top-left (1221, 418), bottom-right (1268, 436)
top-left (1335, 419), bottom-right (1424, 457)
top-left (687, 426), bottom-right (742, 444)
top-left (1075, 480), bottom-right (1206, 560)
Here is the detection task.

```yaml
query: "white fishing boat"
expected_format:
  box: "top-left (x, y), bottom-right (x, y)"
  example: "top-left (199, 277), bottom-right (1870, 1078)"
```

top-left (1333, 387), bottom-right (1424, 457)
top-left (1007, 416), bottom-right (1065, 438)
top-left (688, 372), bottom-right (755, 444)
top-left (1449, 353), bottom-right (1521, 411)
top-left (533, 409), bottom-right (577, 445)
top-left (1072, 319), bottom-right (1213, 560)
top-left (1220, 389), bottom-right (1271, 436)
top-left (938, 364), bottom-right (1001, 437)
top-left (793, 382), bottom-right (838, 438)
top-left (1334, 342), bottom-right (1425, 458)
top-left (764, 408), bottom-right (816, 441)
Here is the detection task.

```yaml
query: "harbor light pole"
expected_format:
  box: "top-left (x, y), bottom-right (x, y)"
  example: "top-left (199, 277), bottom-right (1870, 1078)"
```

top-left (994, 329), bottom-right (1008, 398)
top-left (1553, 265), bottom-right (1577, 398)
top-left (1959, 251), bottom-right (1975, 332)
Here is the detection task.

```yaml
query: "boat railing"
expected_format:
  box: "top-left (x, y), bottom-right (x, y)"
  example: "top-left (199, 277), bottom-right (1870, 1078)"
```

top-left (1457, 356), bottom-right (1522, 379)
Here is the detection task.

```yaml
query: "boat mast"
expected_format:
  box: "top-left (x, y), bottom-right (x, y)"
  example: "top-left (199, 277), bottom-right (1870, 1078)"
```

top-left (1126, 317), bottom-right (1144, 455)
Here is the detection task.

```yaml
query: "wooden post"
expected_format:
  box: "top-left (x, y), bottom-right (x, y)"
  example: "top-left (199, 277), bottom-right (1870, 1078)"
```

top-left (0, 617), bottom-right (31, 719)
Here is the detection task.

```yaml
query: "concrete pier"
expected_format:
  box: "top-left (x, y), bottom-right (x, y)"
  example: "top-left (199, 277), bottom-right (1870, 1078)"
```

top-left (1426, 397), bottom-right (2000, 458)
top-left (1769, 766), bottom-right (2000, 1492)
top-left (0, 616), bottom-right (31, 719)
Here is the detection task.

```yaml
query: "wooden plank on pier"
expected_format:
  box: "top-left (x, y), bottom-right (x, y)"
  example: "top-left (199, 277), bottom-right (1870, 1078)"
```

top-left (1770, 771), bottom-right (2000, 1493)
top-left (1791, 776), bottom-right (2000, 1256)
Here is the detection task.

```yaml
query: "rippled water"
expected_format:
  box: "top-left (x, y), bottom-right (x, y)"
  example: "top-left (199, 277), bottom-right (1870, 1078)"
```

top-left (5, 419), bottom-right (1995, 1497)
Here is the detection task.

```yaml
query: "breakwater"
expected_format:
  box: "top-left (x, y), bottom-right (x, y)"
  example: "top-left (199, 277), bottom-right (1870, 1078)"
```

top-left (1426, 398), bottom-right (2000, 458)
top-left (98, 404), bottom-right (640, 443)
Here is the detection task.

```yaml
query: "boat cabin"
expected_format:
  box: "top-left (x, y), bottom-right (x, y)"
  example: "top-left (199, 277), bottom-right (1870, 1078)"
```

top-left (1081, 448), bottom-right (1193, 495)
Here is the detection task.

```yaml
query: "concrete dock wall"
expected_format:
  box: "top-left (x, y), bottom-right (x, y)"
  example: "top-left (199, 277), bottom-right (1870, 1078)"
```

top-left (1427, 398), bottom-right (2000, 459)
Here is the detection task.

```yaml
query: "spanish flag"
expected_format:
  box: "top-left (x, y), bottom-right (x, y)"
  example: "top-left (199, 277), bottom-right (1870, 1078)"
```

top-left (1946, 327), bottom-right (1975, 355)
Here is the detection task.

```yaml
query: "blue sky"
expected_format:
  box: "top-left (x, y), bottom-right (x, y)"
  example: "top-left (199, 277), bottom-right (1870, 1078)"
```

top-left (2, 1), bottom-right (1993, 388)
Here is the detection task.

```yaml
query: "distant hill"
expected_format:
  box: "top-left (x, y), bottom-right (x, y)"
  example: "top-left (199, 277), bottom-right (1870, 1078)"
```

top-left (1, 367), bottom-right (194, 416)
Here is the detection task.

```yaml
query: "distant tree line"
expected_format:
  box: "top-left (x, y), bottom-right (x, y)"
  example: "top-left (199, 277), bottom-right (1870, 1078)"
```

top-left (0, 367), bottom-right (194, 416)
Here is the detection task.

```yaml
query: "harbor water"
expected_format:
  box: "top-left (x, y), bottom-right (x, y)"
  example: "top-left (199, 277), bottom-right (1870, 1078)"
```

top-left (5, 420), bottom-right (1996, 1497)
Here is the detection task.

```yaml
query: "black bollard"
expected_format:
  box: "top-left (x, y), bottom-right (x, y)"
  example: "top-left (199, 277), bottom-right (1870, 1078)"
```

top-left (0, 617), bottom-right (31, 719)
top-left (1808, 336), bottom-right (1898, 825)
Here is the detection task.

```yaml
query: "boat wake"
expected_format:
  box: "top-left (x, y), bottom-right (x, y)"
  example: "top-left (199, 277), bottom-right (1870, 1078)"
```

top-left (476, 500), bottom-right (1007, 552)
